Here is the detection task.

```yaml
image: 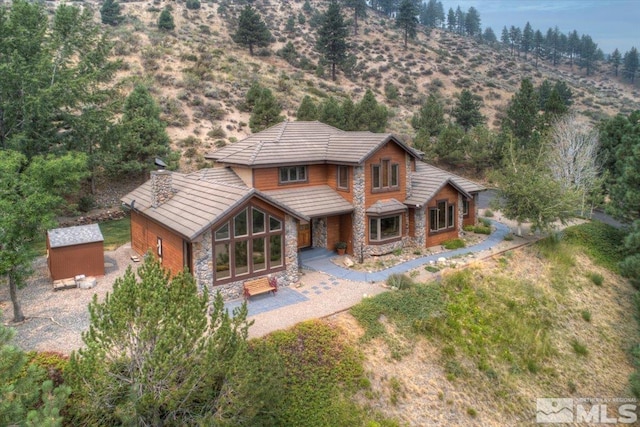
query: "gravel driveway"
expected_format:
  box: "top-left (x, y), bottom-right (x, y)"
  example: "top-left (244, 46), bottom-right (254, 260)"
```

top-left (0, 243), bottom-right (140, 355)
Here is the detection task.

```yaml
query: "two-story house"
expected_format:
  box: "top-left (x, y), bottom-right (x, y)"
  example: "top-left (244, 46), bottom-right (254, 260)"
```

top-left (121, 121), bottom-right (484, 298)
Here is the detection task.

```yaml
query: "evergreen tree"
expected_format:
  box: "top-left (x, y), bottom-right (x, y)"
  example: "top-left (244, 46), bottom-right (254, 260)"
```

top-left (546, 26), bottom-right (561, 66)
top-left (296, 95), bottom-right (318, 121)
top-left (534, 29), bottom-right (545, 67)
top-left (285, 15), bottom-right (295, 33)
top-left (0, 313), bottom-right (71, 425)
top-left (341, 97), bottom-right (356, 130)
top-left (65, 257), bottom-right (278, 425)
top-left (610, 48), bottom-right (622, 77)
top-left (537, 79), bottom-right (553, 110)
top-left (543, 88), bottom-right (568, 121)
top-left (396, 0), bottom-right (418, 48)
top-left (522, 22), bottom-right (534, 59)
top-left (567, 30), bottom-right (580, 68)
top-left (344, 0), bottom-right (367, 35)
top-left (316, 1), bottom-right (348, 81)
top-left (482, 27), bottom-right (497, 45)
top-left (503, 78), bottom-right (540, 151)
top-left (411, 94), bottom-right (445, 137)
top-left (303, 0), bottom-right (313, 14)
top-left (319, 97), bottom-right (344, 128)
top-left (157, 8), bottom-right (175, 31)
top-left (420, 0), bottom-right (443, 28)
top-left (509, 26), bottom-right (522, 56)
top-left (454, 6), bottom-right (465, 35)
top-left (578, 34), bottom-right (599, 76)
top-left (446, 8), bottom-right (456, 32)
top-left (1, 151), bottom-right (87, 322)
top-left (624, 47), bottom-right (639, 83)
top-left (100, 0), bottom-right (122, 26)
top-left (464, 6), bottom-right (480, 37)
top-left (452, 89), bottom-right (484, 131)
top-left (354, 89), bottom-right (388, 132)
top-left (553, 80), bottom-right (573, 106)
top-left (186, 0), bottom-right (201, 10)
top-left (500, 26), bottom-right (510, 50)
top-left (112, 85), bottom-right (173, 176)
top-left (232, 5), bottom-right (271, 56)
top-left (249, 87), bottom-right (284, 132)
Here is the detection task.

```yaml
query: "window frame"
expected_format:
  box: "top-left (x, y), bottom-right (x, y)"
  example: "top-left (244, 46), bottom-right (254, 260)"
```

top-left (371, 158), bottom-right (400, 192)
top-left (337, 165), bottom-right (349, 190)
top-left (278, 165), bottom-right (308, 184)
top-left (213, 205), bottom-right (286, 284)
top-left (462, 199), bottom-right (470, 217)
top-left (369, 214), bottom-right (403, 243)
top-left (429, 200), bottom-right (456, 233)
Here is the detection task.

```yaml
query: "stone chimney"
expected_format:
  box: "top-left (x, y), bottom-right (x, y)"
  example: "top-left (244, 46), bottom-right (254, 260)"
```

top-left (151, 170), bottom-right (173, 208)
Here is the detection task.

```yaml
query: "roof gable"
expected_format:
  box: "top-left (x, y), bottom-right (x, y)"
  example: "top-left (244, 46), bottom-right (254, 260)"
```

top-left (206, 121), bottom-right (421, 166)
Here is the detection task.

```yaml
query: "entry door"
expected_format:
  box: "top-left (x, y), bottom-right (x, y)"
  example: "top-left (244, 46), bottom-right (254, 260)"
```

top-left (298, 222), bottom-right (311, 248)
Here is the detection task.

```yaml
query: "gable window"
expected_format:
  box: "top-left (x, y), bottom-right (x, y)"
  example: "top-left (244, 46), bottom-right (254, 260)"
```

top-left (279, 166), bottom-right (307, 184)
top-left (369, 215), bottom-right (402, 242)
top-left (213, 206), bottom-right (285, 283)
top-left (337, 165), bottom-right (349, 190)
top-left (372, 159), bottom-right (400, 192)
top-left (429, 201), bottom-right (456, 233)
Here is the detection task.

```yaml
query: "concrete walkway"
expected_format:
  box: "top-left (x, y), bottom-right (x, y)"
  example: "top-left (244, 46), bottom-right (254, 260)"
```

top-left (226, 220), bottom-right (512, 338)
top-left (300, 220), bottom-right (510, 282)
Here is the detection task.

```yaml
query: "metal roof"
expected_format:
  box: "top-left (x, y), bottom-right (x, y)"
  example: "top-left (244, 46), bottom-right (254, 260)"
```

top-left (48, 223), bottom-right (104, 248)
top-left (263, 185), bottom-right (354, 218)
top-left (206, 121), bottom-right (421, 166)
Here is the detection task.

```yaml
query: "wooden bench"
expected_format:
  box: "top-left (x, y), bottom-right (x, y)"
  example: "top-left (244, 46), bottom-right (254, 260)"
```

top-left (243, 276), bottom-right (277, 300)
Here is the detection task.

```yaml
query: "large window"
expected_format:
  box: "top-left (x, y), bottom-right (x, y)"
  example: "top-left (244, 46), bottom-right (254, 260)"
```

top-left (429, 201), bottom-right (455, 233)
top-left (372, 159), bottom-right (399, 191)
top-left (369, 215), bottom-right (402, 242)
top-left (279, 166), bottom-right (307, 183)
top-left (214, 206), bottom-right (285, 282)
top-left (337, 165), bottom-right (349, 190)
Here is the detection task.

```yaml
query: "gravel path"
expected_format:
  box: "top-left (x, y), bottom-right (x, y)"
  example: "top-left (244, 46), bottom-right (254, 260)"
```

top-left (0, 243), bottom-right (140, 354)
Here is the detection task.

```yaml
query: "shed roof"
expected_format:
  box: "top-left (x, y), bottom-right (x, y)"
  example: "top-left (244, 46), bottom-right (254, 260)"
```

top-left (366, 199), bottom-right (408, 215)
top-left (263, 185), bottom-right (354, 218)
top-left (206, 121), bottom-right (421, 166)
top-left (404, 163), bottom-right (485, 206)
top-left (48, 223), bottom-right (104, 248)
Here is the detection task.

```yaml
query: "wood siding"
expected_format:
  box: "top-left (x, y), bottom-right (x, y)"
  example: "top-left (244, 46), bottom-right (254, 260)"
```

top-left (253, 164), bottom-right (328, 191)
top-left (340, 214), bottom-right (354, 255)
top-left (364, 141), bottom-right (408, 208)
top-left (47, 240), bottom-right (104, 281)
top-left (131, 210), bottom-right (185, 275)
top-left (426, 184), bottom-right (460, 247)
top-left (326, 215), bottom-right (341, 252)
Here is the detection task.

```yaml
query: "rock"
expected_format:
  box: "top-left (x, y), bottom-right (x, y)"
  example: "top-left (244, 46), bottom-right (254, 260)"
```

top-left (437, 257), bottom-right (447, 264)
top-left (343, 257), bottom-right (354, 267)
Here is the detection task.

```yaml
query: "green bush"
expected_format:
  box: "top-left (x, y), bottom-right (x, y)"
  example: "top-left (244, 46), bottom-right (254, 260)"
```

top-left (386, 273), bottom-right (414, 290)
top-left (588, 272), bottom-right (604, 286)
top-left (185, 0), bottom-right (200, 10)
top-left (570, 339), bottom-right (589, 356)
top-left (442, 238), bottom-right (465, 250)
top-left (78, 195), bottom-right (96, 213)
top-left (484, 209), bottom-right (494, 217)
top-left (563, 221), bottom-right (626, 272)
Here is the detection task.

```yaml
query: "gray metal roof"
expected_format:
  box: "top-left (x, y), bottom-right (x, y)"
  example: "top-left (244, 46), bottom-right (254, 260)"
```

top-left (48, 223), bottom-right (104, 248)
top-left (405, 163), bottom-right (485, 206)
top-left (366, 198), bottom-right (408, 215)
top-left (263, 185), bottom-right (354, 218)
top-left (206, 121), bottom-right (421, 166)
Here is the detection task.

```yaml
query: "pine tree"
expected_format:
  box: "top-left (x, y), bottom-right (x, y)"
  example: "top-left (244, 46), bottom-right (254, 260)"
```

top-left (578, 34), bottom-right (599, 76)
top-left (411, 94), bottom-right (445, 137)
top-left (452, 89), bottom-right (484, 131)
top-left (623, 47), bottom-right (639, 83)
top-left (1, 315), bottom-right (70, 425)
top-left (316, 1), bottom-right (348, 81)
top-left (318, 97), bottom-right (343, 128)
top-left (610, 48), bottom-right (622, 76)
top-left (503, 78), bottom-right (540, 150)
top-left (157, 8), bottom-right (175, 31)
top-left (543, 88), bottom-right (568, 121)
top-left (64, 257), bottom-right (276, 425)
top-left (113, 85), bottom-right (173, 175)
top-left (446, 8), bottom-right (455, 31)
top-left (567, 30), bottom-right (580, 68)
top-left (232, 5), bottom-right (271, 56)
top-left (464, 6), bottom-right (480, 37)
top-left (522, 22), bottom-right (534, 59)
top-left (396, 0), bottom-right (418, 48)
top-left (296, 96), bottom-right (318, 121)
top-left (482, 27), bottom-right (497, 45)
top-left (534, 29), bottom-right (545, 67)
top-left (344, 0), bottom-right (367, 35)
top-left (249, 87), bottom-right (284, 132)
top-left (100, 0), bottom-right (122, 26)
top-left (353, 89), bottom-right (388, 132)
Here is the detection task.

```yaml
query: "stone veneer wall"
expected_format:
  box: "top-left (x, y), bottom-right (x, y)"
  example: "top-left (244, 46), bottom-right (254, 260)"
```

top-left (474, 193), bottom-right (480, 222)
top-left (414, 207), bottom-right (426, 247)
top-left (193, 230), bottom-right (213, 294)
top-left (192, 215), bottom-right (299, 301)
top-left (352, 166), bottom-right (366, 261)
top-left (150, 170), bottom-right (173, 208)
top-left (405, 154), bottom-right (413, 197)
top-left (458, 193), bottom-right (464, 233)
top-left (312, 217), bottom-right (327, 248)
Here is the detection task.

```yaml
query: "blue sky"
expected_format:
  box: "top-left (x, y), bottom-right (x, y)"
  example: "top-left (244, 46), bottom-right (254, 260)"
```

top-left (441, 0), bottom-right (639, 54)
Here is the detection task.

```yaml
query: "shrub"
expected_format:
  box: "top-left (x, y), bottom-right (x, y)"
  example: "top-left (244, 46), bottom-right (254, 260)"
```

top-left (185, 0), bottom-right (200, 10)
top-left (386, 273), bottom-right (414, 290)
top-left (442, 238), bottom-right (465, 250)
top-left (157, 8), bottom-right (175, 31)
top-left (484, 209), bottom-right (494, 217)
top-left (78, 195), bottom-right (96, 213)
top-left (571, 339), bottom-right (589, 356)
top-left (588, 272), bottom-right (604, 286)
top-left (580, 310), bottom-right (591, 322)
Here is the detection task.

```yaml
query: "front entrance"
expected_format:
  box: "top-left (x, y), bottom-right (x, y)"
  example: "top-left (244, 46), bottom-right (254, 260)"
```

top-left (298, 221), bottom-right (311, 248)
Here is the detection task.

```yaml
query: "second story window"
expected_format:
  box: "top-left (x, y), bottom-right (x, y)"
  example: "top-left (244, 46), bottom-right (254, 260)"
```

top-left (279, 166), bottom-right (307, 184)
top-left (337, 165), bottom-right (349, 190)
top-left (372, 159), bottom-right (399, 192)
